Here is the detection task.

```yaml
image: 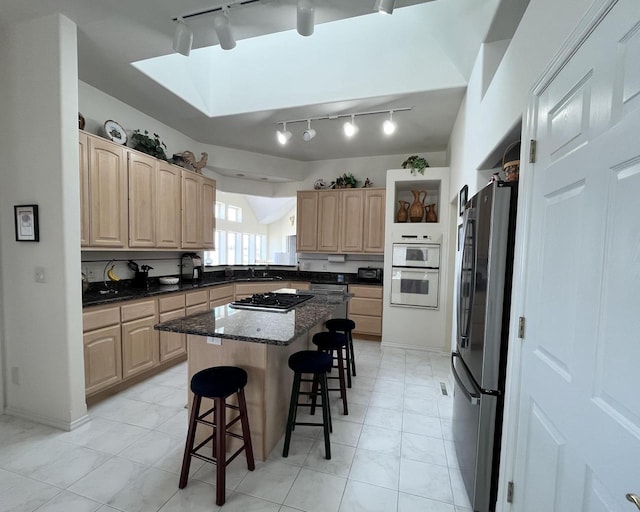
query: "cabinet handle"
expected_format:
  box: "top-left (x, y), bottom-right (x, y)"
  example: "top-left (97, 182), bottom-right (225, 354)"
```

top-left (627, 494), bottom-right (640, 510)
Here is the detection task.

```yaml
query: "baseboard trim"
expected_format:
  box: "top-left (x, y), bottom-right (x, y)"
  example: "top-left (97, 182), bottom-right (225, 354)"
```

top-left (4, 405), bottom-right (90, 432)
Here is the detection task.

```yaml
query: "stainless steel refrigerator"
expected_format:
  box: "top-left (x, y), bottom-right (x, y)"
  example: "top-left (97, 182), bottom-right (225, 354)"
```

top-left (451, 181), bottom-right (518, 512)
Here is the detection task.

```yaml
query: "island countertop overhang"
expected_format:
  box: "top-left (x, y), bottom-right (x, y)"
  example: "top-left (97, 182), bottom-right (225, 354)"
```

top-left (154, 289), bottom-right (350, 346)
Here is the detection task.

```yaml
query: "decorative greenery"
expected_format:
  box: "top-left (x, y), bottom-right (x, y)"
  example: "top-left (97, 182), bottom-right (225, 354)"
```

top-left (332, 172), bottom-right (358, 188)
top-left (401, 155), bottom-right (430, 175)
top-left (130, 130), bottom-right (168, 160)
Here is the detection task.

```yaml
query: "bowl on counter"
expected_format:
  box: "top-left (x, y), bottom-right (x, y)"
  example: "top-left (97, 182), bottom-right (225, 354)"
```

top-left (159, 277), bottom-right (179, 285)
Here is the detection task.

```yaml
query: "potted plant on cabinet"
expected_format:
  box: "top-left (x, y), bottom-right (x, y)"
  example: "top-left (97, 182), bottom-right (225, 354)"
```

top-left (401, 155), bottom-right (429, 175)
top-left (130, 130), bottom-right (168, 161)
top-left (332, 172), bottom-right (358, 188)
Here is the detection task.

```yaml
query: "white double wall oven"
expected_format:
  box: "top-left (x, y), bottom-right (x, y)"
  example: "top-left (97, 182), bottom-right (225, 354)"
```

top-left (390, 235), bottom-right (441, 309)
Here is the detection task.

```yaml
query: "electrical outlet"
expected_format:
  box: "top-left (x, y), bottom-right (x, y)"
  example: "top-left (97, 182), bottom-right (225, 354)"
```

top-left (321, 262), bottom-right (328, 270)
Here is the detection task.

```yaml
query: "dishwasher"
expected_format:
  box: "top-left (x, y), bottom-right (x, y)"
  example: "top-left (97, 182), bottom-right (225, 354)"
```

top-left (310, 282), bottom-right (348, 318)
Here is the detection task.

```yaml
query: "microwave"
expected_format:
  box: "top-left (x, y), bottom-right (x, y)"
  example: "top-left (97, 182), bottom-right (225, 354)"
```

top-left (392, 243), bottom-right (441, 268)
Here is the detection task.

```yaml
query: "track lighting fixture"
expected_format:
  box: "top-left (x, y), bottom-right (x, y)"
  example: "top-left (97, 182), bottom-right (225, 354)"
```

top-left (172, 18), bottom-right (193, 56)
top-left (303, 120), bottom-right (316, 141)
top-left (374, 0), bottom-right (396, 14)
top-left (343, 115), bottom-right (359, 138)
top-left (275, 107), bottom-right (410, 147)
top-left (383, 110), bottom-right (397, 135)
top-left (213, 10), bottom-right (236, 50)
top-left (297, 0), bottom-right (315, 37)
top-left (277, 123), bottom-right (292, 145)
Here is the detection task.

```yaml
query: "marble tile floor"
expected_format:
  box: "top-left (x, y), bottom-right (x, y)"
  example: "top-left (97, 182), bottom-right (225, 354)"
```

top-left (0, 340), bottom-right (472, 512)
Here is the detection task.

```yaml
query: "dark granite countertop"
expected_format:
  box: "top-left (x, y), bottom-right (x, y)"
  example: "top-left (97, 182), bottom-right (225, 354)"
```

top-left (82, 269), bottom-right (381, 308)
top-left (153, 288), bottom-right (350, 346)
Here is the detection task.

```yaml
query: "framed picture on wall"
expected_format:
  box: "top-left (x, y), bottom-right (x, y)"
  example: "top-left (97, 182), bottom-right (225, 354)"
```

top-left (14, 205), bottom-right (39, 242)
top-left (459, 185), bottom-right (468, 217)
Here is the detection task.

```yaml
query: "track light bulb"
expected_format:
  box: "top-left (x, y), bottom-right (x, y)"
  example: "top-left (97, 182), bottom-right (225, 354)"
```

top-left (173, 19), bottom-right (193, 56)
top-left (213, 12), bottom-right (236, 50)
top-left (374, 0), bottom-right (396, 14)
top-left (277, 123), bottom-right (292, 145)
top-left (297, 0), bottom-right (315, 37)
top-left (344, 115), bottom-right (359, 138)
top-left (303, 120), bottom-right (316, 141)
top-left (383, 111), bottom-right (396, 135)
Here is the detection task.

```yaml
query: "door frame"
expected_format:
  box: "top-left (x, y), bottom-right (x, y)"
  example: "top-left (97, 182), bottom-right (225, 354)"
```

top-left (496, 1), bottom-right (619, 510)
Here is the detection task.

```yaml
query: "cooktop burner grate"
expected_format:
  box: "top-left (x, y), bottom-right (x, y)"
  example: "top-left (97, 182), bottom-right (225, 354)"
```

top-left (229, 292), bottom-right (313, 312)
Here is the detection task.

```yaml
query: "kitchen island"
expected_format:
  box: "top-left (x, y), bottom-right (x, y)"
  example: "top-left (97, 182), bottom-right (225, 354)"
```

top-left (154, 289), bottom-right (349, 460)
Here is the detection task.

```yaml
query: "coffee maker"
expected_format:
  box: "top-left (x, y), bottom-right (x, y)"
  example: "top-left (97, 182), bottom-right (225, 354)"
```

top-left (181, 253), bottom-right (204, 282)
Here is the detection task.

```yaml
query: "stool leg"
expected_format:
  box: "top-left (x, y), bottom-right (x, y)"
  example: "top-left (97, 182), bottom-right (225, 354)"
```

top-left (237, 388), bottom-right (255, 471)
top-left (320, 371), bottom-right (331, 460)
top-left (283, 372), bottom-right (301, 457)
top-left (344, 340), bottom-right (352, 388)
top-left (349, 330), bottom-right (356, 377)
top-left (310, 374), bottom-right (319, 416)
top-left (179, 394), bottom-right (201, 489)
top-left (214, 397), bottom-right (226, 506)
top-left (336, 347), bottom-right (348, 416)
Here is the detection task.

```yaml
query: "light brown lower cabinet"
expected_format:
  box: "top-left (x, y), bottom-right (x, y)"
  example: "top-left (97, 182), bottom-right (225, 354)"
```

top-left (158, 293), bottom-right (187, 362)
top-left (348, 285), bottom-right (383, 338)
top-left (83, 324), bottom-right (122, 396)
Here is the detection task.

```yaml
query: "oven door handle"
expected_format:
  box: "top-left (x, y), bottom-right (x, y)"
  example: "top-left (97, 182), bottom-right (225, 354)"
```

top-left (451, 352), bottom-right (481, 406)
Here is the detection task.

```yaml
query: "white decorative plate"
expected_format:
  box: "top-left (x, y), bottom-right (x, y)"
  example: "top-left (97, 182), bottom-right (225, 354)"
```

top-left (104, 120), bottom-right (127, 145)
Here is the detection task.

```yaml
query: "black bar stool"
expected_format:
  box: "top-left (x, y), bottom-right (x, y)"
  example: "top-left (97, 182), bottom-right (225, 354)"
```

top-left (325, 318), bottom-right (357, 387)
top-left (312, 331), bottom-right (349, 415)
top-left (283, 350), bottom-right (333, 460)
top-left (179, 366), bottom-right (255, 506)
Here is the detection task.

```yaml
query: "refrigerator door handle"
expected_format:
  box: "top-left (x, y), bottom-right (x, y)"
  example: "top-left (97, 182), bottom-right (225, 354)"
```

top-left (451, 352), bottom-right (481, 406)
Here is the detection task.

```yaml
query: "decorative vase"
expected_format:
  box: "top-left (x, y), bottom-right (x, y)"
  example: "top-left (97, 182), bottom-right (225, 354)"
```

top-left (396, 200), bottom-right (409, 222)
top-left (409, 190), bottom-right (426, 222)
top-left (425, 203), bottom-right (438, 223)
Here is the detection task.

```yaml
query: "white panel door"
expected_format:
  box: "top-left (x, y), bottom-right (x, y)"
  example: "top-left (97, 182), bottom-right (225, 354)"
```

top-left (512, 1), bottom-right (640, 510)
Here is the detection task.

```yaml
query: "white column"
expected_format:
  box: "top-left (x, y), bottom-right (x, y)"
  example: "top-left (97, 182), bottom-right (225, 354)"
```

top-left (0, 14), bottom-right (87, 429)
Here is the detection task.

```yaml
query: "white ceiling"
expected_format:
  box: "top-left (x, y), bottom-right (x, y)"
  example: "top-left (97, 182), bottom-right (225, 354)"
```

top-left (0, 0), bottom-right (529, 165)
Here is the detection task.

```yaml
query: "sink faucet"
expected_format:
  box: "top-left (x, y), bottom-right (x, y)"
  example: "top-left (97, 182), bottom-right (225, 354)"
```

top-left (250, 267), bottom-right (255, 278)
top-left (262, 264), bottom-right (269, 277)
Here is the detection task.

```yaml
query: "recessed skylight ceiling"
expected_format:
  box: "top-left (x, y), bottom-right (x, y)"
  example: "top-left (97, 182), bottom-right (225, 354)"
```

top-left (132, 3), bottom-right (466, 118)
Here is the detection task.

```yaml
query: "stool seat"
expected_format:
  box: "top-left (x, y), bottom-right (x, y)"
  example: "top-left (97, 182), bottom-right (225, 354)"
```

top-left (312, 331), bottom-right (348, 350)
top-left (325, 318), bottom-right (356, 332)
top-left (289, 350), bottom-right (332, 374)
top-left (191, 366), bottom-right (247, 398)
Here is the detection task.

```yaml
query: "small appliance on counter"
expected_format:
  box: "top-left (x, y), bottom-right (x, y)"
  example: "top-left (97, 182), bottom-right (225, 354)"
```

top-left (357, 267), bottom-right (383, 284)
top-left (181, 253), bottom-right (203, 282)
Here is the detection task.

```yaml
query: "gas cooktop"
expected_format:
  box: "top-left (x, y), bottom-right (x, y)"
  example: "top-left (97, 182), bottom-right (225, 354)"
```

top-left (229, 292), bottom-right (313, 312)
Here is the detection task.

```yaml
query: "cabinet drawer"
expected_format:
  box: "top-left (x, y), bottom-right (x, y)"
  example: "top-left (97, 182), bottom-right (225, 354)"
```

top-left (234, 282), bottom-right (284, 296)
top-left (185, 290), bottom-right (208, 307)
top-left (349, 297), bottom-right (383, 317)
top-left (159, 293), bottom-right (185, 313)
top-left (121, 299), bottom-right (157, 322)
top-left (209, 284), bottom-right (234, 302)
top-left (349, 314), bottom-right (382, 336)
top-left (289, 281), bottom-right (310, 290)
top-left (349, 285), bottom-right (382, 299)
top-left (186, 303), bottom-right (209, 316)
top-left (83, 306), bottom-right (120, 332)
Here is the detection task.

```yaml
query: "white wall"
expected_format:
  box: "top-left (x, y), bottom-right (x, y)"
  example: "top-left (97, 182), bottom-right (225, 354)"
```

top-left (0, 14), bottom-right (87, 428)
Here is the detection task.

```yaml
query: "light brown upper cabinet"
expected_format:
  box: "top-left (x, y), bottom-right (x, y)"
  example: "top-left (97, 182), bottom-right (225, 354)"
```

top-left (317, 190), bottom-right (341, 252)
top-left (128, 152), bottom-right (157, 248)
top-left (363, 188), bottom-right (386, 253)
top-left (156, 162), bottom-right (182, 249)
top-left (340, 189), bottom-right (364, 253)
top-left (296, 188), bottom-right (385, 255)
top-left (296, 191), bottom-right (319, 252)
top-left (181, 170), bottom-right (216, 250)
top-left (86, 135), bottom-right (127, 247)
top-left (79, 131), bottom-right (90, 246)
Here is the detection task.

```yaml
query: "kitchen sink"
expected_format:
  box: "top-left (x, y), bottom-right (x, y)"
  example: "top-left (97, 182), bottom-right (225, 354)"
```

top-left (234, 277), bottom-right (284, 282)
